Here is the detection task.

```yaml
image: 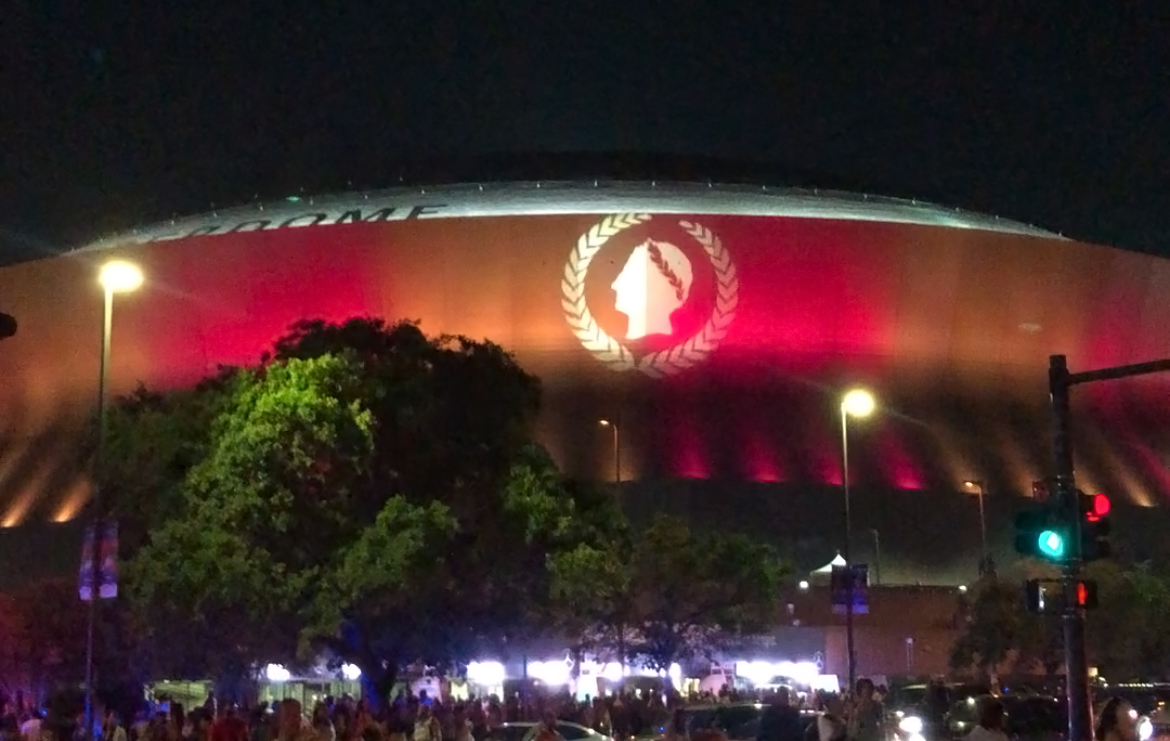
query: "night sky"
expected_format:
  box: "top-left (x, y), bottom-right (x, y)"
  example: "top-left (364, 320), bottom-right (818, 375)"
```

top-left (3, 3), bottom-right (1168, 263)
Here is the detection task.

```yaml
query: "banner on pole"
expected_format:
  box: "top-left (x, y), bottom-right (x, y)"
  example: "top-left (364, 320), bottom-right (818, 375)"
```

top-left (79, 521), bottom-right (118, 601)
top-left (830, 563), bottom-right (869, 614)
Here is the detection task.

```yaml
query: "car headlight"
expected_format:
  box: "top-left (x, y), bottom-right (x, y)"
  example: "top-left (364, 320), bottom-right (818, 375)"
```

top-left (898, 716), bottom-right (924, 735)
top-left (1139, 716), bottom-right (1153, 741)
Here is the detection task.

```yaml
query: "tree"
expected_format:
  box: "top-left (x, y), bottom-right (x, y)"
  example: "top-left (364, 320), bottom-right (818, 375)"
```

top-left (117, 318), bottom-right (615, 703)
top-left (948, 575), bottom-right (1058, 681)
top-left (1084, 561), bottom-right (1170, 681)
top-left (551, 514), bottom-right (787, 689)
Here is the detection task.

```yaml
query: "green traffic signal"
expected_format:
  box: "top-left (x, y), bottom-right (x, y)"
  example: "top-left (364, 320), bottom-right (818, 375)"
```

top-left (1015, 505), bottom-right (1068, 562)
top-left (1038, 529), bottom-right (1067, 559)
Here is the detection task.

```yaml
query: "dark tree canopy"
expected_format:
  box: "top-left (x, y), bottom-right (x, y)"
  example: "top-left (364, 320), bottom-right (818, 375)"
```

top-left (106, 318), bottom-right (615, 700)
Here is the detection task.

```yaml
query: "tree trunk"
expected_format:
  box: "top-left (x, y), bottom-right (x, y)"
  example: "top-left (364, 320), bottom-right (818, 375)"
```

top-left (360, 663), bottom-right (397, 713)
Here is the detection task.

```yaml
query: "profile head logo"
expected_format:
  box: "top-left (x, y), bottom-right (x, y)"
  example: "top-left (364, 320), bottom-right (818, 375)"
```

top-left (561, 214), bottom-right (739, 378)
top-left (612, 239), bottom-right (694, 340)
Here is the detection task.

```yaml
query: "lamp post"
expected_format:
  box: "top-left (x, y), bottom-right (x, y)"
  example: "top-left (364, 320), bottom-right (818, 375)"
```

top-left (963, 479), bottom-right (989, 575)
top-left (870, 528), bottom-right (882, 587)
top-left (598, 418), bottom-right (620, 487)
top-left (840, 387), bottom-right (875, 694)
top-left (84, 260), bottom-right (143, 734)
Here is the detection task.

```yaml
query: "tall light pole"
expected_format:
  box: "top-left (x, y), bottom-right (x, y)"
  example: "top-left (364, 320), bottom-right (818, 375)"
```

top-left (869, 528), bottom-right (882, 587)
top-left (840, 387), bottom-right (875, 694)
top-left (85, 259), bottom-right (143, 734)
top-left (598, 418), bottom-right (620, 487)
top-left (963, 480), bottom-right (988, 574)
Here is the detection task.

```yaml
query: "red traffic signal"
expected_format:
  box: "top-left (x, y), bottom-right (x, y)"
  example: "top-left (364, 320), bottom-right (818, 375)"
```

top-left (1073, 580), bottom-right (1098, 609)
top-left (1078, 490), bottom-right (1112, 561)
top-left (1086, 493), bottom-right (1111, 522)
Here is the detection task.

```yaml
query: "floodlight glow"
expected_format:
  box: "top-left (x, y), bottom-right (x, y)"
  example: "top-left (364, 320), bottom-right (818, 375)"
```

top-left (841, 389), bottom-right (875, 418)
top-left (341, 663), bottom-right (362, 681)
top-left (265, 664), bottom-right (291, 682)
top-left (467, 661), bottom-right (505, 685)
top-left (528, 660), bottom-right (570, 685)
top-left (98, 261), bottom-right (144, 293)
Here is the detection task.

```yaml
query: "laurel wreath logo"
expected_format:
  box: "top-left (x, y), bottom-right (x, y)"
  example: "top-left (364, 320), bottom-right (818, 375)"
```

top-left (560, 214), bottom-right (740, 378)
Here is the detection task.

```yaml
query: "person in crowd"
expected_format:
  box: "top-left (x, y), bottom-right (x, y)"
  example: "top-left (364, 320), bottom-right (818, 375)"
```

top-left (19, 710), bottom-right (41, 741)
top-left (663, 707), bottom-right (688, 741)
top-left (757, 688), bottom-right (804, 741)
top-left (1096, 697), bottom-right (1140, 741)
top-left (310, 705), bottom-right (334, 741)
top-left (846, 680), bottom-right (883, 741)
top-left (210, 706), bottom-right (247, 741)
top-left (532, 712), bottom-right (562, 741)
top-left (964, 698), bottom-right (1007, 741)
top-left (811, 695), bottom-right (846, 741)
top-left (102, 711), bottom-right (128, 741)
top-left (411, 707), bottom-right (439, 741)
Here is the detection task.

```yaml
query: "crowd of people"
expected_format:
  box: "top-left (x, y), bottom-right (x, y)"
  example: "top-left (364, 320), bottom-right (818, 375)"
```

top-left (0, 678), bottom-right (1147, 741)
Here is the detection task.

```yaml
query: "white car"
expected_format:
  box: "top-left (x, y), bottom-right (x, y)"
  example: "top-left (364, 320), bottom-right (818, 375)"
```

top-left (490, 721), bottom-right (616, 741)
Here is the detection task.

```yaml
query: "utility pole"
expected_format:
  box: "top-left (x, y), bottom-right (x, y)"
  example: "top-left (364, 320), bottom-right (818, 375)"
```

top-left (1048, 354), bottom-right (1170, 741)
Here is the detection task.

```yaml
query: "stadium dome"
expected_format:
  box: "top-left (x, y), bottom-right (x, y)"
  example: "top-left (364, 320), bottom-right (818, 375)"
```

top-left (2, 180), bottom-right (1169, 583)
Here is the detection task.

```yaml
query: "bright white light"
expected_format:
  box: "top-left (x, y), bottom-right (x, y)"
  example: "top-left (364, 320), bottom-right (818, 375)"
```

top-left (1139, 716), bottom-right (1153, 741)
top-left (99, 261), bottom-right (144, 293)
top-left (734, 660), bottom-right (819, 686)
top-left (601, 662), bottom-right (623, 681)
top-left (668, 663), bottom-right (682, 688)
top-left (467, 661), bottom-right (506, 686)
top-left (899, 717), bottom-right (924, 735)
top-left (265, 664), bottom-right (291, 682)
top-left (341, 663), bottom-right (362, 681)
top-left (959, 585), bottom-right (968, 593)
top-left (842, 389), bottom-right (876, 418)
top-left (528, 660), bottom-right (570, 685)
top-left (798, 580), bottom-right (810, 591)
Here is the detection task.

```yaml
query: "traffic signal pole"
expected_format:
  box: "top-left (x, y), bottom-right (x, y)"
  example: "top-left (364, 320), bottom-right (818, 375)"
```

top-left (1049, 354), bottom-right (1170, 741)
top-left (1049, 356), bottom-right (1091, 741)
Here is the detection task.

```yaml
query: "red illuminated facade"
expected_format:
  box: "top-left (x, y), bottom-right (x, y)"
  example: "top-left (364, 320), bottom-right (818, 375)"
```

top-left (1, 182), bottom-right (1169, 581)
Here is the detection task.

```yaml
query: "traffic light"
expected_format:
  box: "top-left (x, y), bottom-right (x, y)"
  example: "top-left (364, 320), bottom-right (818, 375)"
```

top-left (1073, 579), bottom-right (1099, 609)
top-left (1079, 491), bottom-right (1112, 561)
top-left (1015, 507), bottom-right (1069, 561)
top-left (1025, 578), bottom-right (1098, 613)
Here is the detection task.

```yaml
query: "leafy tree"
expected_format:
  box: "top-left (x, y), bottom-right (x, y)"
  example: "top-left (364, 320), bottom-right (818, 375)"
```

top-left (552, 514), bottom-right (786, 689)
top-left (949, 576), bottom-right (1057, 681)
top-left (119, 318), bottom-right (615, 703)
top-left (1084, 560), bottom-right (1170, 681)
top-left (631, 516), bottom-right (786, 678)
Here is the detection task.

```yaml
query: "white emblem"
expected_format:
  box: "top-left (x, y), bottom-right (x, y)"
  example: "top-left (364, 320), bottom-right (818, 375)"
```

top-left (561, 213), bottom-right (740, 378)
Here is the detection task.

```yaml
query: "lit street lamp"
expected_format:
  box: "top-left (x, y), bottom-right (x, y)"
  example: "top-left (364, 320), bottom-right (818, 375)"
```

top-left (840, 387), bottom-right (875, 693)
top-left (598, 418), bottom-right (620, 487)
top-left (85, 260), bottom-right (143, 733)
top-left (963, 479), bottom-right (991, 576)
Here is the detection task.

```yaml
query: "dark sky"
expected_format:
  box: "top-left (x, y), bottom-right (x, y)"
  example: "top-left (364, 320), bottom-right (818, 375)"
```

top-left (3, 2), bottom-right (1169, 262)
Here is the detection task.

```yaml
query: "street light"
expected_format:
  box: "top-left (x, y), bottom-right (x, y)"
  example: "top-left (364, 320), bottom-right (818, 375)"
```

top-left (598, 418), bottom-right (620, 487)
top-left (963, 479), bottom-right (990, 576)
top-left (85, 259), bottom-right (143, 733)
top-left (840, 387), bottom-right (875, 694)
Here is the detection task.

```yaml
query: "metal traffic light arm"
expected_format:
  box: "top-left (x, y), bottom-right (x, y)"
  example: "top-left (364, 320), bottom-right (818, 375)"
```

top-left (1049, 354), bottom-right (1170, 741)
